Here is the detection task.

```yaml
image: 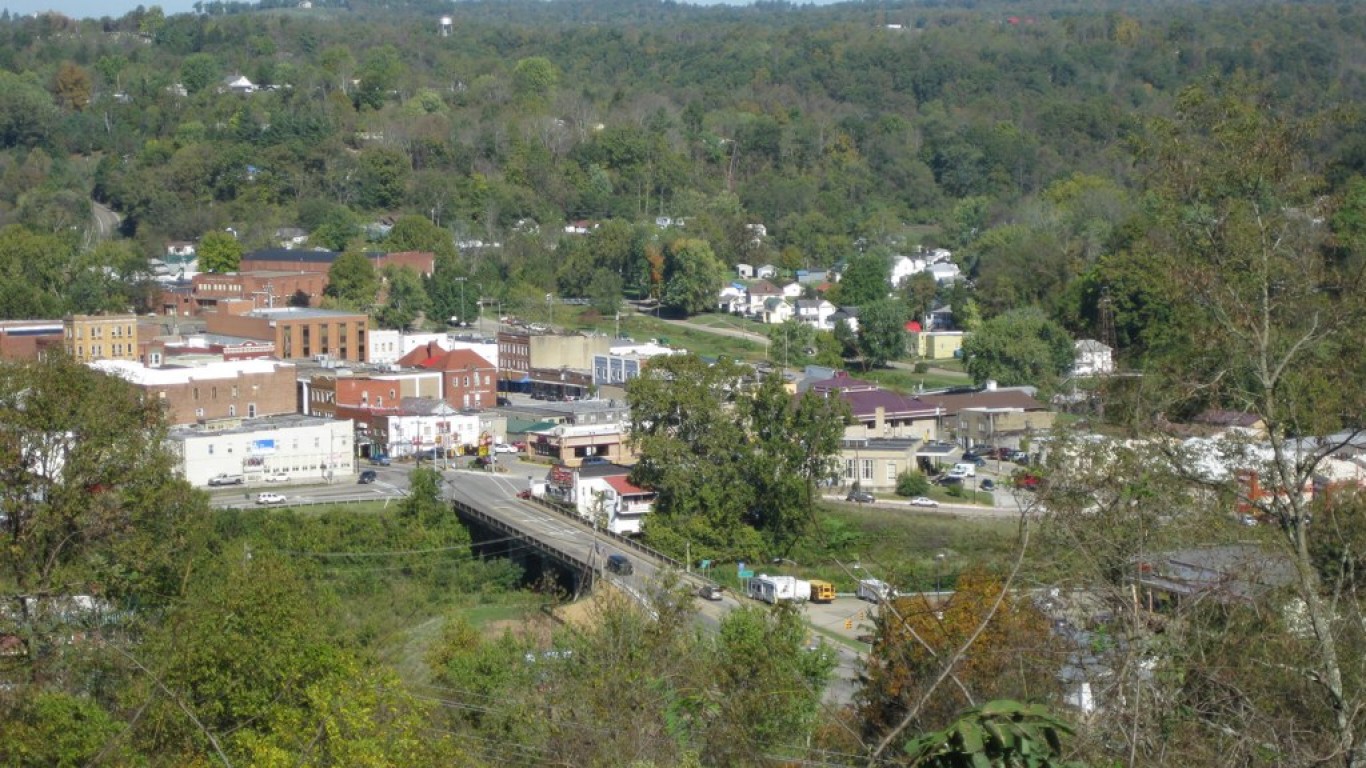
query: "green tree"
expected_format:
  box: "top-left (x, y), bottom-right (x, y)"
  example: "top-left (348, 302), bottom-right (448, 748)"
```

top-left (835, 249), bottom-right (891, 307)
top-left (197, 230), bottom-right (243, 273)
top-left (0, 691), bottom-right (125, 766)
top-left (179, 52), bottom-right (218, 95)
top-left (896, 470), bottom-right (931, 497)
top-left (377, 264), bottom-right (430, 330)
top-left (511, 56), bottom-right (559, 103)
top-left (384, 214), bottom-right (455, 260)
top-left (356, 147), bottom-right (410, 210)
top-left (903, 701), bottom-right (1085, 768)
top-left (903, 270), bottom-right (939, 322)
top-left (587, 267), bottom-right (623, 316)
top-left (662, 238), bottom-right (724, 316)
top-left (961, 307), bottom-right (1073, 390)
top-left (323, 251), bottom-right (379, 311)
top-left (857, 299), bottom-right (910, 369)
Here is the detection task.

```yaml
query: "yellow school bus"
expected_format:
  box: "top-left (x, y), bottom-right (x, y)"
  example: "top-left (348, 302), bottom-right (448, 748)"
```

top-left (808, 579), bottom-right (836, 603)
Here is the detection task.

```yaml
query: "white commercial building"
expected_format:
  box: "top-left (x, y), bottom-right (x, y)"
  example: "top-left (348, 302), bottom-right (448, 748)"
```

top-left (169, 415), bottom-right (355, 487)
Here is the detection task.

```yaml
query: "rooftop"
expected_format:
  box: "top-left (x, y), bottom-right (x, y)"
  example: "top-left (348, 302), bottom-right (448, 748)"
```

top-left (168, 413), bottom-right (345, 439)
top-left (91, 358), bottom-right (293, 386)
top-left (248, 307), bottom-right (366, 321)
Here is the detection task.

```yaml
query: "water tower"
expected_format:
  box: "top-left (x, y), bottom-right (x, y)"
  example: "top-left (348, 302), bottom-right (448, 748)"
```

top-left (439, 16), bottom-right (453, 37)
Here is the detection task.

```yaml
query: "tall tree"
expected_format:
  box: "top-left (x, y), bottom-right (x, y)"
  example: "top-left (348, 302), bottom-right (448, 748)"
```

top-left (197, 230), bottom-right (243, 274)
top-left (836, 249), bottom-right (892, 307)
top-left (961, 307), bottom-right (1074, 390)
top-left (857, 298), bottom-right (910, 369)
top-left (662, 238), bottom-right (724, 316)
top-left (377, 264), bottom-right (429, 330)
top-left (323, 251), bottom-right (379, 311)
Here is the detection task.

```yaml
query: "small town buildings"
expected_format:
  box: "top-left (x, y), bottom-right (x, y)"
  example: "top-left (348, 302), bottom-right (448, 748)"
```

top-left (542, 462), bottom-right (655, 535)
top-left (397, 342), bottom-right (498, 411)
top-left (742, 280), bottom-right (783, 316)
top-left (922, 385), bottom-right (1056, 450)
top-left (526, 422), bottom-right (632, 467)
top-left (204, 302), bottom-right (369, 362)
top-left (496, 329), bottom-right (608, 398)
top-left (64, 314), bottom-right (139, 363)
top-left (239, 249), bottom-right (435, 277)
top-left (736, 263), bottom-right (755, 279)
top-left (928, 262), bottom-right (962, 283)
top-left (890, 255), bottom-right (928, 288)
top-left (717, 283), bottom-right (747, 313)
top-left (761, 297), bottom-right (794, 325)
top-left (374, 401), bottom-right (484, 459)
top-left (592, 342), bottom-right (681, 388)
top-left (168, 415), bottom-right (354, 487)
top-left (301, 369), bottom-right (443, 419)
top-left (92, 358), bottom-right (297, 426)
top-left (0, 320), bottom-right (63, 361)
top-left (184, 271), bottom-right (328, 313)
top-left (808, 372), bottom-right (943, 441)
top-left (794, 299), bottom-right (837, 330)
top-left (836, 437), bottom-right (924, 491)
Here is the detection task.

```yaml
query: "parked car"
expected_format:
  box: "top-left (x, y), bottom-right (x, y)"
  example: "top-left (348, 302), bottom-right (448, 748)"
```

top-left (516, 489), bottom-right (532, 499)
top-left (265, 471), bottom-right (289, 483)
top-left (208, 473), bottom-right (244, 486)
top-left (493, 443), bottom-right (517, 454)
top-left (606, 554), bottom-right (633, 575)
top-left (358, 470), bottom-right (378, 484)
top-left (909, 496), bottom-right (939, 508)
top-left (581, 455), bottom-right (610, 466)
top-left (1013, 472), bottom-right (1043, 490)
top-left (937, 474), bottom-right (964, 486)
top-left (980, 479), bottom-right (996, 491)
top-left (846, 489), bottom-right (876, 503)
top-left (256, 492), bottom-right (286, 505)
top-left (369, 455), bottom-right (391, 466)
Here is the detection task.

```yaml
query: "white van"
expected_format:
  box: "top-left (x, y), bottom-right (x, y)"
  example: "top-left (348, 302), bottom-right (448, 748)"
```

top-left (857, 578), bottom-right (896, 602)
top-left (950, 463), bottom-right (977, 478)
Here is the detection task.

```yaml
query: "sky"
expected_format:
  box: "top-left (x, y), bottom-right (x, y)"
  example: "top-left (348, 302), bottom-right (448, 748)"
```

top-left (6, 0), bottom-right (200, 18)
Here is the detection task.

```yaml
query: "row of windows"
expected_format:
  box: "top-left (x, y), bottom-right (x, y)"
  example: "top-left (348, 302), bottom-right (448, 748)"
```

top-left (194, 404), bottom-right (257, 418)
top-left (68, 324), bottom-right (134, 340)
top-left (70, 343), bottom-right (135, 358)
top-left (450, 374), bottom-right (493, 388)
top-left (192, 384), bottom-right (260, 400)
top-left (842, 459), bottom-right (901, 482)
top-left (205, 436), bottom-right (349, 455)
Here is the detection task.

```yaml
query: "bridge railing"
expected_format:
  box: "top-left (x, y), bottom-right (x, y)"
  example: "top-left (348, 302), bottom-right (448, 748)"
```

top-left (523, 494), bottom-right (683, 570)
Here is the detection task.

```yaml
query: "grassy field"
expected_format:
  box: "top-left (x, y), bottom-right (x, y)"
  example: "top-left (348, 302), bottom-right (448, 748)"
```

top-left (568, 308), bottom-right (769, 361)
top-left (861, 366), bottom-right (972, 392)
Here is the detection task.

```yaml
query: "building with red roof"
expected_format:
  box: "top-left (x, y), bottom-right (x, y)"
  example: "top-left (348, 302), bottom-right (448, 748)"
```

top-left (397, 341), bottom-right (497, 411)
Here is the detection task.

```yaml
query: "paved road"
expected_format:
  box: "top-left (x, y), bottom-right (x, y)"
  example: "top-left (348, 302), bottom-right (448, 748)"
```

top-left (91, 200), bottom-right (121, 239)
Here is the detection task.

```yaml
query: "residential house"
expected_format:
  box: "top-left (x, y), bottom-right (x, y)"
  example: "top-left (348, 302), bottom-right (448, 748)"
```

top-left (780, 282), bottom-right (803, 299)
top-left (222, 74), bottom-right (256, 94)
top-left (761, 297), bottom-right (794, 325)
top-left (828, 306), bottom-right (860, 333)
top-left (794, 299), bottom-right (837, 330)
top-left (921, 385), bottom-right (1056, 450)
top-left (743, 280), bottom-right (783, 316)
top-left (165, 241), bottom-right (197, 263)
top-left (929, 262), bottom-right (962, 284)
top-left (795, 269), bottom-right (826, 286)
top-left (736, 263), bottom-right (755, 279)
top-left (1073, 339), bottom-right (1115, 377)
top-left (926, 305), bottom-right (954, 331)
top-left (890, 255), bottom-right (928, 288)
top-left (718, 283), bottom-right (747, 313)
top-left (756, 264), bottom-right (778, 279)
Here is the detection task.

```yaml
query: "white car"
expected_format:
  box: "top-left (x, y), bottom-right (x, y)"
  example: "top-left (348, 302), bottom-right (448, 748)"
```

top-left (265, 471), bottom-right (289, 483)
top-left (909, 497), bottom-right (940, 508)
top-left (256, 492), bottom-right (286, 505)
top-left (493, 443), bottom-right (517, 454)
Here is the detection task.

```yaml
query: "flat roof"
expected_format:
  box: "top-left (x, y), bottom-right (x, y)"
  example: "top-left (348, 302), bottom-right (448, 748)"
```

top-left (247, 307), bottom-right (365, 320)
top-left (91, 358), bottom-right (293, 386)
top-left (168, 413), bottom-right (347, 439)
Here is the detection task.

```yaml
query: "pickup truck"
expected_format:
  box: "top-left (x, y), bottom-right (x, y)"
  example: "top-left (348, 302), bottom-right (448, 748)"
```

top-left (208, 473), bottom-right (244, 486)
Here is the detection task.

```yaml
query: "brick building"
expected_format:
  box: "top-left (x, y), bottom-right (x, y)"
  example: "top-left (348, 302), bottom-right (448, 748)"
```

top-left (240, 249), bottom-right (435, 277)
top-left (496, 329), bottom-right (608, 396)
top-left (90, 358), bottom-right (297, 426)
top-left (301, 370), bottom-right (443, 419)
top-left (64, 314), bottom-right (139, 363)
top-left (0, 320), bottom-right (64, 361)
top-left (189, 271), bottom-right (328, 312)
top-left (204, 302), bottom-right (369, 362)
top-left (397, 342), bottom-right (497, 410)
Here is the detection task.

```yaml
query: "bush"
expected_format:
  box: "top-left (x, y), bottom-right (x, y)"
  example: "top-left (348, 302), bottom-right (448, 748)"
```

top-left (913, 361), bottom-right (930, 374)
top-left (946, 483), bottom-right (966, 498)
top-left (896, 471), bottom-right (931, 497)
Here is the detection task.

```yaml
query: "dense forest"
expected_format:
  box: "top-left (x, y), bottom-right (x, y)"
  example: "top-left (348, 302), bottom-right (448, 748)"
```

top-left (3, 0), bottom-right (1366, 765)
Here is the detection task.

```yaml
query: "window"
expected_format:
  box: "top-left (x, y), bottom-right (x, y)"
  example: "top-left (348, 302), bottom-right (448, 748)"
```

top-left (861, 459), bottom-right (874, 482)
top-left (248, 403), bottom-right (256, 417)
top-left (228, 405), bottom-right (236, 417)
top-left (463, 376), bottom-right (470, 387)
top-left (195, 408), bottom-right (204, 418)
top-left (844, 459), bottom-right (855, 481)
top-left (193, 387), bottom-right (200, 401)
top-left (887, 462), bottom-right (897, 482)
top-left (231, 385), bottom-right (238, 397)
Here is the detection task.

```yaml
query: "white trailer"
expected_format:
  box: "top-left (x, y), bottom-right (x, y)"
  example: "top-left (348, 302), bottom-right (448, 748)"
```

top-left (747, 574), bottom-right (812, 604)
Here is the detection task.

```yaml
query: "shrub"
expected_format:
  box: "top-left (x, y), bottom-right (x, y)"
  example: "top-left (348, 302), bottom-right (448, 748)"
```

top-left (896, 471), bottom-right (931, 497)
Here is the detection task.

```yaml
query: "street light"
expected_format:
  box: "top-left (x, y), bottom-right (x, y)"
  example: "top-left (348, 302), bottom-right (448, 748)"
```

top-left (934, 552), bottom-right (946, 597)
top-left (452, 277), bottom-right (467, 326)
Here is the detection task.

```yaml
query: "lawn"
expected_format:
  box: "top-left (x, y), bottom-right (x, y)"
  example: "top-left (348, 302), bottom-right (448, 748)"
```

top-left (568, 308), bottom-right (769, 361)
top-left (861, 366), bottom-right (971, 392)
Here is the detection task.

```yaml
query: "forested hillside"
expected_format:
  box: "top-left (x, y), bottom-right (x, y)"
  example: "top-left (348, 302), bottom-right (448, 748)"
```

top-left (0, 0), bottom-right (1362, 343)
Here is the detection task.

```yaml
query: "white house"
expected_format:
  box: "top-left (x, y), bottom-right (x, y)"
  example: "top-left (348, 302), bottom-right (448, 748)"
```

top-left (718, 283), bottom-right (747, 313)
top-left (1073, 339), bottom-right (1115, 377)
top-left (169, 415), bottom-right (355, 487)
top-left (794, 299), bottom-right (838, 330)
top-left (756, 264), bottom-right (779, 279)
top-left (542, 463), bottom-right (655, 535)
top-left (761, 297), bottom-right (794, 325)
top-left (222, 75), bottom-right (256, 94)
top-left (380, 404), bottom-right (482, 458)
top-left (780, 281), bottom-right (803, 299)
top-left (929, 262), bottom-right (962, 283)
top-left (744, 280), bottom-right (783, 315)
top-left (890, 255), bottom-right (928, 288)
top-left (736, 263), bottom-right (755, 279)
